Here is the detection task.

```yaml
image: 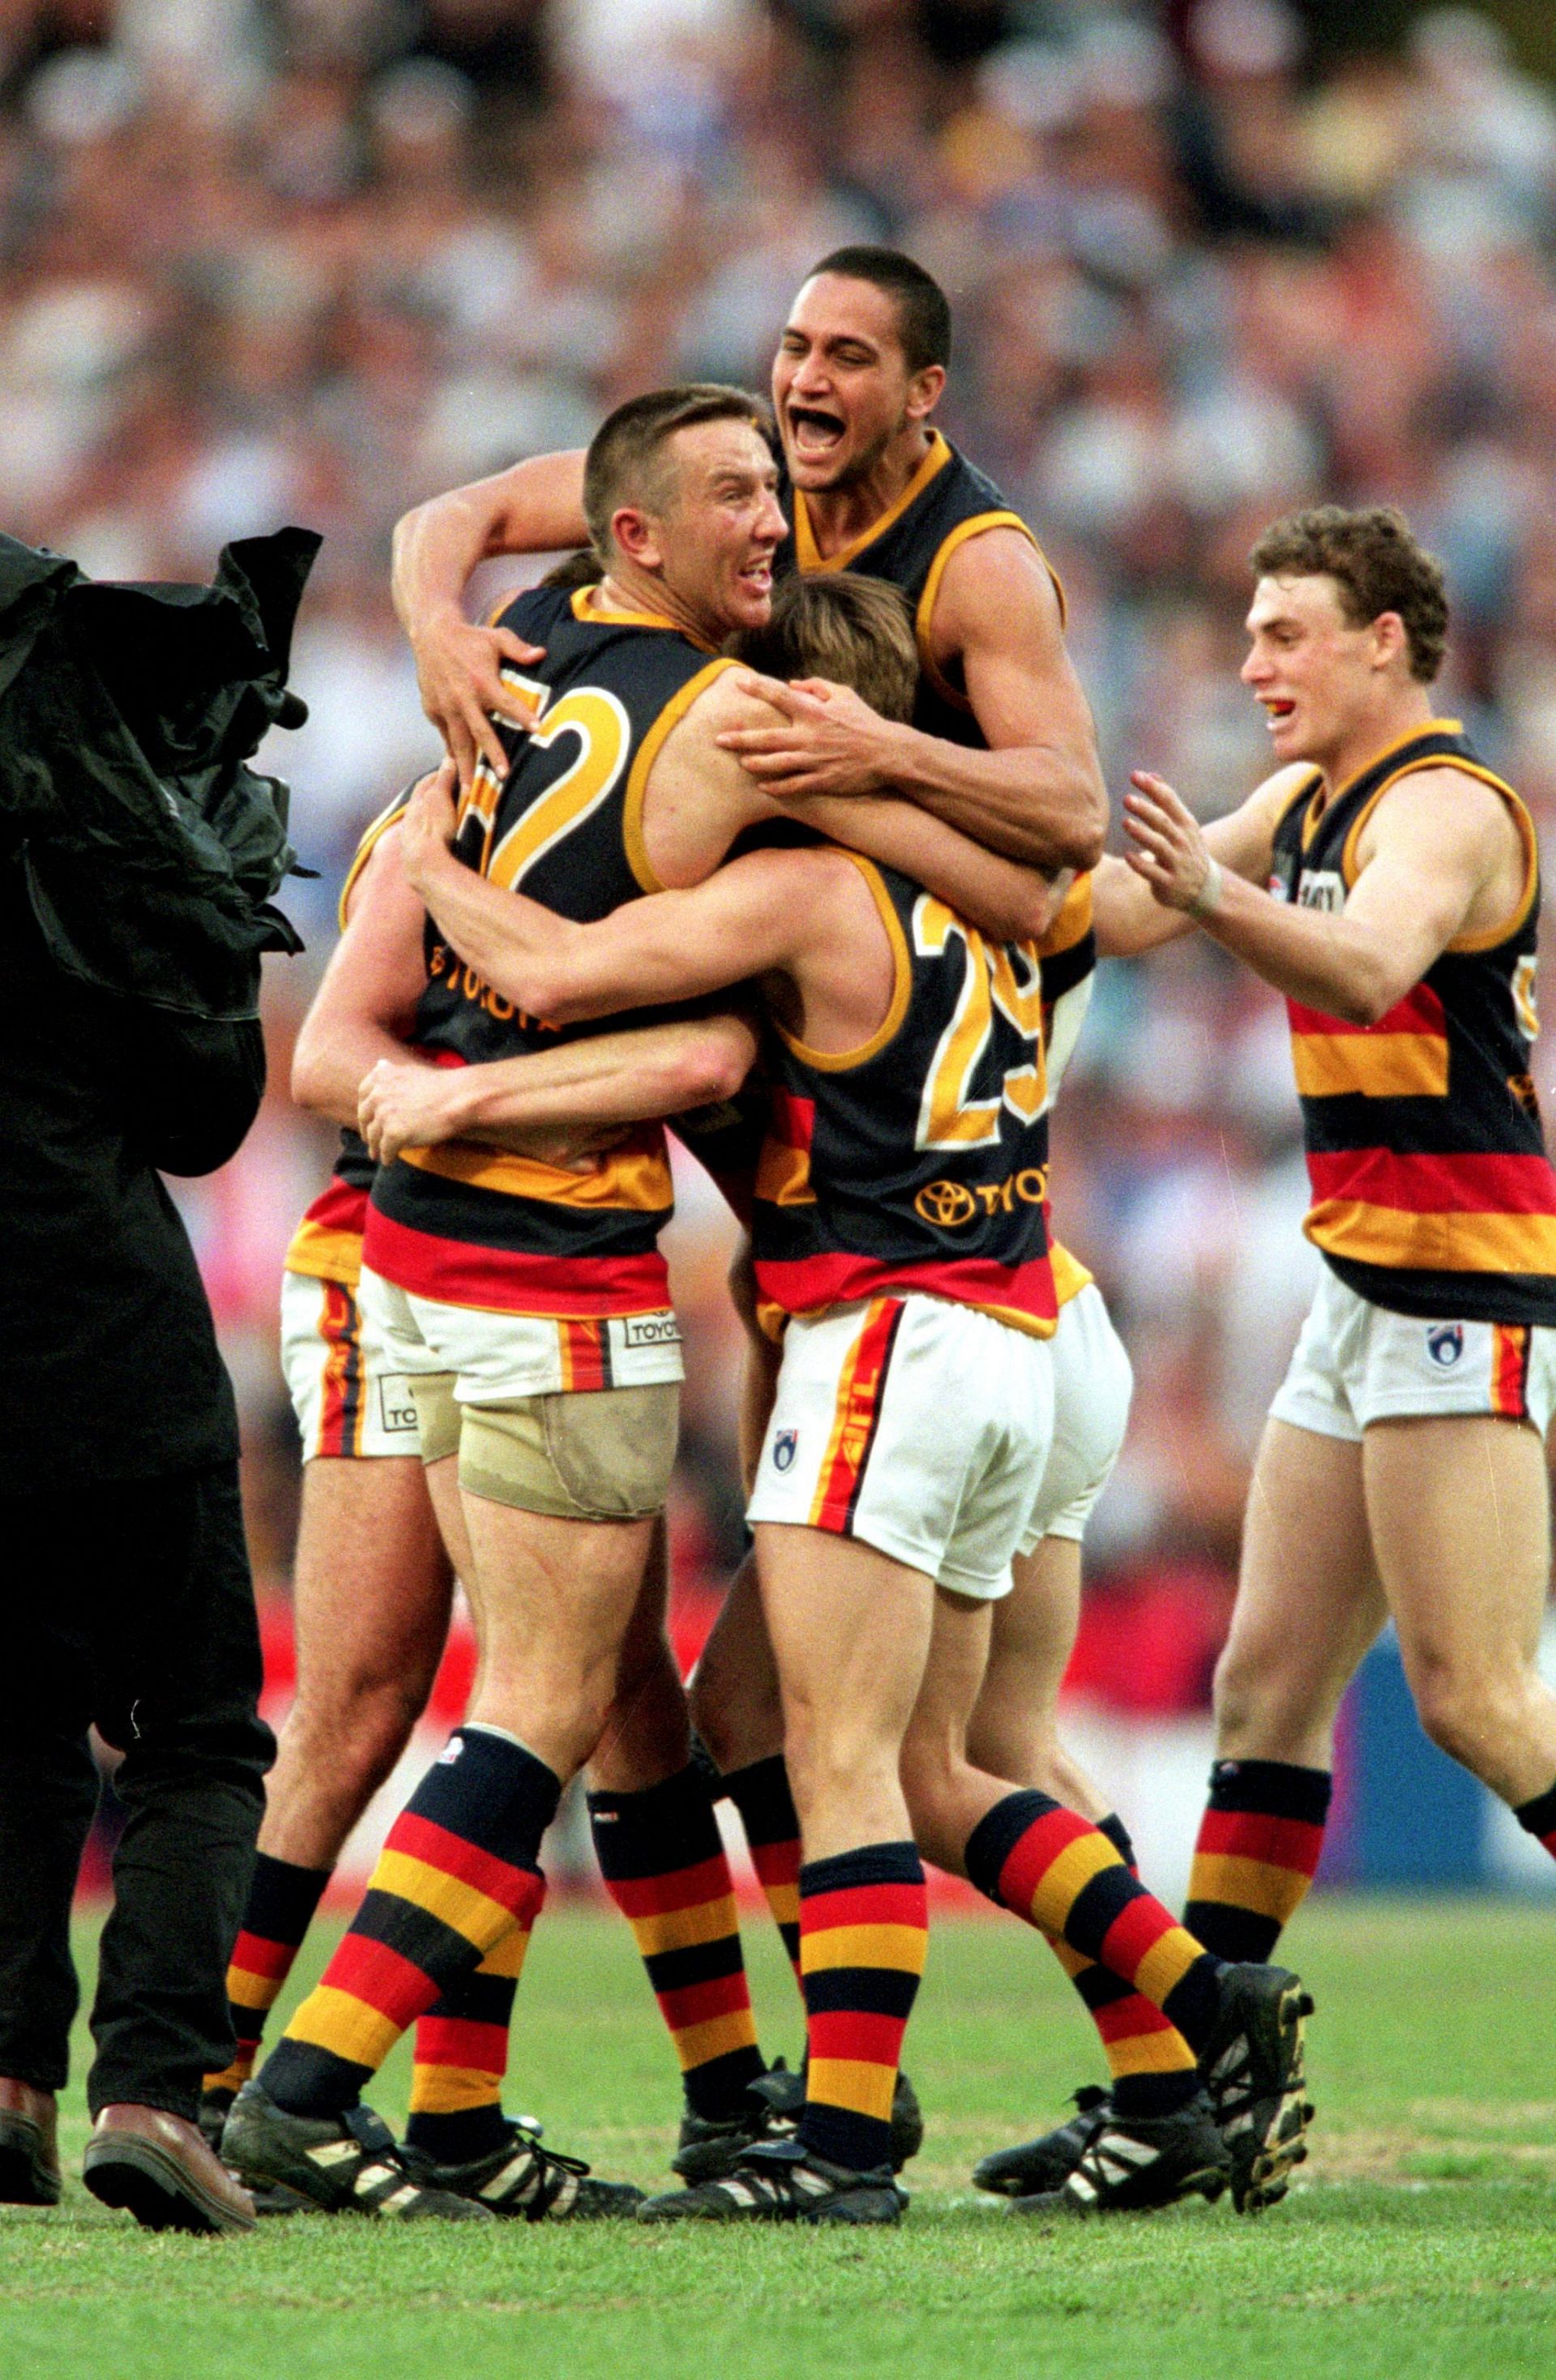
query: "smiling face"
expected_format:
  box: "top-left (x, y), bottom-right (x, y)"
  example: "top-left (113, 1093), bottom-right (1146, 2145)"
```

top-left (772, 273), bottom-right (945, 493)
top-left (1241, 571), bottom-right (1410, 770)
top-left (614, 417), bottom-right (784, 641)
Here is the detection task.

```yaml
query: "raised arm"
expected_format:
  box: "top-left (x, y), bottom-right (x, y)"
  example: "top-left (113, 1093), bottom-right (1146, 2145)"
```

top-left (359, 1011), bottom-right (758, 1165)
top-left (392, 450), bottom-right (588, 788)
top-left (1090, 763), bottom-right (1310, 958)
top-left (291, 820), bottom-right (432, 1126)
top-left (1122, 766), bottom-right (1509, 1023)
top-left (716, 530), bottom-right (1108, 870)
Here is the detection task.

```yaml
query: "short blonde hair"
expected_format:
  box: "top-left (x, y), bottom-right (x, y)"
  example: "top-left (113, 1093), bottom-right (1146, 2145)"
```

top-left (728, 573), bottom-right (919, 723)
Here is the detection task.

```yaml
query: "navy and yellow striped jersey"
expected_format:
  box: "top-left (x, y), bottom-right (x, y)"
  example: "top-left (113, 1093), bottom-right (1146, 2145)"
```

top-left (285, 784), bottom-right (415, 1288)
top-left (777, 429), bottom-right (1064, 747)
top-left (366, 581), bottom-right (736, 1320)
top-left (1269, 720), bottom-right (1556, 1326)
top-left (750, 855), bottom-right (1057, 1338)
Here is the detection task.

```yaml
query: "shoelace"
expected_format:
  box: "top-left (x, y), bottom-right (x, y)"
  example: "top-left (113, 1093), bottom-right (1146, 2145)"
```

top-left (474, 2138), bottom-right (592, 2216)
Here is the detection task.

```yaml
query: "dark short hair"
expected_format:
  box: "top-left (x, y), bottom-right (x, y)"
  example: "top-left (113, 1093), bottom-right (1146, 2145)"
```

top-left (804, 246), bottom-right (952, 377)
top-left (728, 572), bottom-right (918, 724)
top-left (1250, 505), bottom-right (1449, 683)
top-left (583, 384), bottom-right (775, 558)
top-left (539, 547), bottom-right (601, 590)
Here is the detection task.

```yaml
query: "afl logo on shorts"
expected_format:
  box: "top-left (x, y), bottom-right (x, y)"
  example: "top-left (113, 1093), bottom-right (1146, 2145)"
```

top-left (915, 1179), bottom-right (977, 1228)
top-left (1427, 1323), bottom-right (1464, 1369)
top-left (772, 1428), bottom-right (798, 1472)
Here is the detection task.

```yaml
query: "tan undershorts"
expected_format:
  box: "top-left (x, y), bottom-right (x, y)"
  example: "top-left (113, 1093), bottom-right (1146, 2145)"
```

top-left (411, 1373), bottom-right (679, 1519)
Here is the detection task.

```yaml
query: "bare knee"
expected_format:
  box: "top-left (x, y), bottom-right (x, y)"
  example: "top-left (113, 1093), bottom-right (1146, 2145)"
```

top-left (280, 1673), bottom-right (425, 1801)
top-left (1408, 1660), bottom-right (1522, 1781)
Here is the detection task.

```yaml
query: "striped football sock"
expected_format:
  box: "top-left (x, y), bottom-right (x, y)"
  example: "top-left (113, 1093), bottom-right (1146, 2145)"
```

top-left (1042, 1815), bottom-right (1199, 2118)
top-left (204, 1852), bottom-right (331, 2096)
top-left (797, 1840), bottom-right (927, 2174)
top-left (588, 1765), bottom-right (764, 2120)
top-left (405, 1916), bottom-right (532, 2164)
top-left (1185, 1759), bottom-right (1332, 1962)
top-left (259, 1727), bottom-right (558, 2118)
top-left (1514, 1777), bottom-right (1556, 1866)
top-left (964, 1790), bottom-right (1225, 2057)
top-left (719, 1754), bottom-right (803, 1985)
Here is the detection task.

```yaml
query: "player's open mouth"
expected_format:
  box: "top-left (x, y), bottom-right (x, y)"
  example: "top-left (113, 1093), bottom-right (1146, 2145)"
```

top-left (739, 560), bottom-right (773, 593)
top-left (1263, 698), bottom-right (1297, 723)
top-left (787, 404), bottom-right (847, 459)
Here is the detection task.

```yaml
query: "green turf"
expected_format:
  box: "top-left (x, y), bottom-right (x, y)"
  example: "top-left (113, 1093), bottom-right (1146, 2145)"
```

top-left (4, 1900), bottom-right (1554, 2379)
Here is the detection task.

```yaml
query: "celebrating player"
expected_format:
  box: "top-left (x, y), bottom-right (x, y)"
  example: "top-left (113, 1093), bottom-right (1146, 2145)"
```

top-left (389, 568), bottom-right (1316, 2226)
top-left (222, 386), bottom-right (1058, 2221)
top-left (1098, 503), bottom-right (1556, 1982)
top-left (389, 250), bottom-right (1203, 2186)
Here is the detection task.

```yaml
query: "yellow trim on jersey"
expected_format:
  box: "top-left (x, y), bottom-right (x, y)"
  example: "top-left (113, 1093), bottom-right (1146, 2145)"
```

top-left (1037, 870), bottom-right (1093, 960)
top-left (338, 791), bottom-right (412, 929)
top-left (1306, 1200), bottom-right (1556, 1275)
top-left (772, 852), bottom-right (912, 1072)
top-left (792, 431), bottom-right (954, 574)
top-left (570, 583), bottom-right (718, 654)
top-left (1446, 782), bottom-right (1538, 953)
top-left (396, 1133), bottom-right (673, 1211)
top-left (1291, 1030), bottom-right (1449, 1100)
top-left (1049, 1241), bottom-right (1092, 1306)
top-left (283, 1221), bottom-right (365, 1286)
top-left (621, 656), bottom-right (742, 893)
top-left (915, 511), bottom-right (1065, 716)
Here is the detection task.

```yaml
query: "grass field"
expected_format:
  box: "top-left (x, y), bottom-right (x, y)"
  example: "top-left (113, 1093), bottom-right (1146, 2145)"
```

top-left (3, 1899), bottom-right (1554, 2380)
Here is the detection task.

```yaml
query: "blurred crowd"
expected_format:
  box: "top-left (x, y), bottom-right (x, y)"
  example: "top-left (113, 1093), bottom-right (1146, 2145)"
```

top-left (6, 0), bottom-right (1556, 1707)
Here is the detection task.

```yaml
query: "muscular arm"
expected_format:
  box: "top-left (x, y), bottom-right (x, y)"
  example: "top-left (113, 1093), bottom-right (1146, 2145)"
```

top-left (717, 531), bottom-right (1108, 870)
top-left (800, 790), bottom-right (1054, 944)
top-left (391, 451), bottom-right (588, 786)
top-left (290, 823), bottom-right (432, 1126)
top-left (1123, 767), bottom-right (1510, 1023)
top-left (358, 1011), bottom-right (759, 1164)
top-left (1090, 765), bottom-right (1310, 958)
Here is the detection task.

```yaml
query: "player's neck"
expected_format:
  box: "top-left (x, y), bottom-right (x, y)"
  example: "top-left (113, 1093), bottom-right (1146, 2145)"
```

top-left (799, 424), bottom-right (938, 560)
top-left (1316, 685), bottom-right (1441, 797)
top-left (592, 565), bottom-right (718, 652)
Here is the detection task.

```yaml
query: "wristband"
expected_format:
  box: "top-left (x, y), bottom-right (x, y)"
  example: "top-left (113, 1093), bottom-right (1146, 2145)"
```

top-left (1186, 857), bottom-right (1225, 921)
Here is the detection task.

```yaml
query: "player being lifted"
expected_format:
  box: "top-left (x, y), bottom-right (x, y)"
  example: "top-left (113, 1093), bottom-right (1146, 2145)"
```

top-left (387, 567), bottom-right (1316, 2226)
top-left (390, 250), bottom-right (1225, 2197)
top-left (1100, 505), bottom-right (1556, 1990)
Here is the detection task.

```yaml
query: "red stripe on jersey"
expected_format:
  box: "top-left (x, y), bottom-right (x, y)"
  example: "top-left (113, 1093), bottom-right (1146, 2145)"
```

top-left (756, 1248), bottom-right (1058, 1327)
top-left (767, 1087), bottom-right (815, 1148)
top-left (362, 1208), bottom-right (673, 1317)
top-left (1288, 984), bottom-right (1446, 1040)
top-left (1306, 1148), bottom-right (1556, 1216)
top-left (297, 1173), bottom-right (370, 1236)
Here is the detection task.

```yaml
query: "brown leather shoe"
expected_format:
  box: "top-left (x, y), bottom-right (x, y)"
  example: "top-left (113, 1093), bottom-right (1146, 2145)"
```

top-left (0, 2079), bottom-right (61, 2206)
top-left (83, 2104), bottom-right (255, 2234)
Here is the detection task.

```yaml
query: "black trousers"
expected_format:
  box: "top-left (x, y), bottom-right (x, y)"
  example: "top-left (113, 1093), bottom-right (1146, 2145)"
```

top-left (0, 1462), bottom-right (274, 2118)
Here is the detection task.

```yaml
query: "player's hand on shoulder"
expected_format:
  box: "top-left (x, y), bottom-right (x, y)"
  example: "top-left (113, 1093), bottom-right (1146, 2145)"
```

top-left (412, 606), bottom-right (545, 792)
top-left (716, 670), bottom-right (898, 800)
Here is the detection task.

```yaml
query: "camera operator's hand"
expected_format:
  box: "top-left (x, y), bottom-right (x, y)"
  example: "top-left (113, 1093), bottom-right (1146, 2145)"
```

top-left (400, 759), bottom-right (461, 899)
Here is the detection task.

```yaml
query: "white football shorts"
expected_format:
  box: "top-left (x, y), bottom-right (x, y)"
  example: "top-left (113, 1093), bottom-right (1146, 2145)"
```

top-left (280, 1266), bottom-right (422, 1460)
top-left (1269, 1263), bottom-right (1556, 1442)
top-left (746, 1292), bottom-right (1056, 1600)
top-left (1021, 1281), bottom-right (1133, 1548)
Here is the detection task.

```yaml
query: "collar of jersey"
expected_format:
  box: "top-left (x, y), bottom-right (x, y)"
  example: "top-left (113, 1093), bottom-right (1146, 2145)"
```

top-left (1303, 716), bottom-right (1464, 843)
top-left (792, 429), bottom-right (952, 575)
top-left (570, 583), bottom-right (719, 654)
